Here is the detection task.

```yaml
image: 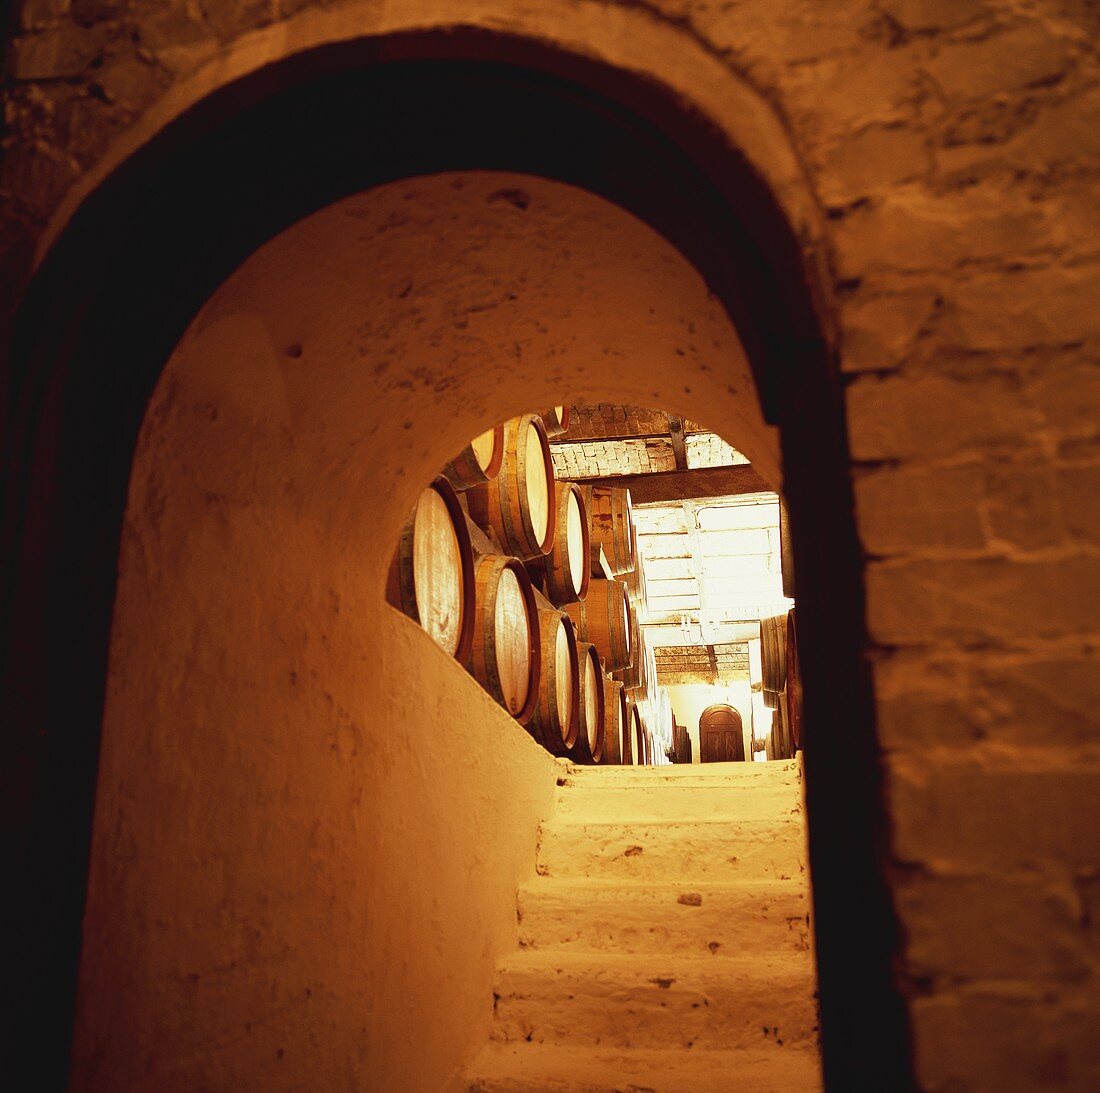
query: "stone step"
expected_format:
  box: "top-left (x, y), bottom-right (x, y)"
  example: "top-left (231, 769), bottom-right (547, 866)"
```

top-left (560, 760), bottom-right (800, 784)
top-left (553, 782), bottom-right (801, 823)
top-left (538, 818), bottom-right (805, 882)
top-left (491, 951), bottom-right (818, 1051)
top-left (518, 879), bottom-right (811, 956)
top-left (466, 1041), bottom-right (822, 1092)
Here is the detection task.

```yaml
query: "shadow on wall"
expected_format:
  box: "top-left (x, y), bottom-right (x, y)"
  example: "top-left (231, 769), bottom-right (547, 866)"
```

top-left (73, 173), bottom-right (778, 1090)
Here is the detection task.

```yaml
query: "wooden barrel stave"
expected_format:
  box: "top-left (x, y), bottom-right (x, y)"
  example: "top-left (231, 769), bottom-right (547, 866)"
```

top-left (540, 481), bottom-right (591, 606)
top-left (600, 676), bottom-right (627, 765)
top-left (569, 641), bottom-right (605, 765)
top-left (540, 405), bottom-right (570, 438)
top-left (467, 553), bottom-right (541, 725)
top-left (443, 425), bottom-right (505, 490)
top-left (760, 612), bottom-right (788, 694)
top-left (564, 577), bottom-right (632, 671)
top-left (578, 484), bottom-right (635, 576)
top-left (387, 476), bottom-right (476, 664)
top-left (527, 601), bottom-right (581, 755)
top-left (467, 414), bottom-right (556, 560)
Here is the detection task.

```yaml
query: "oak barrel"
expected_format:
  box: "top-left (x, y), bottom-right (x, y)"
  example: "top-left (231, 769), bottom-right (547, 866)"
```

top-left (601, 677), bottom-right (628, 765)
top-left (541, 481), bottom-right (591, 606)
top-left (443, 425), bottom-right (505, 490)
top-left (564, 577), bottom-right (632, 671)
top-left (580, 484), bottom-right (636, 575)
top-left (760, 612), bottom-right (788, 694)
top-left (779, 497), bottom-right (796, 599)
top-left (569, 641), bottom-right (605, 765)
top-left (387, 476), bottom-right (476, 664)
top-left (699, 703), bottom-right (746, 763)
top-left (527, 597), bottom-right (581, 755)
top-left (467, 414), bottom-right (556, 560)
top-left (624, 699), bottom-right (643, 766)
top-left (672, 724), bottom-right (693, 764)
top-left (541, 405), bottom-right (570, 438)
top-left (786, 609), bottom-right (803, 751)
top-left (467, 554), bottom-right (541, 725)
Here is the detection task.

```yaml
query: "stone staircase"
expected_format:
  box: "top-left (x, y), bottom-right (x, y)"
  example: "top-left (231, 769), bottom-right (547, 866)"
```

top-left (464, 760), bottom-right (822, 1092)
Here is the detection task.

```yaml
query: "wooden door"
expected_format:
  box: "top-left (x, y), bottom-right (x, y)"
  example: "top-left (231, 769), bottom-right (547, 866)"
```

top-left (698, 704), bottom-right (746, 763)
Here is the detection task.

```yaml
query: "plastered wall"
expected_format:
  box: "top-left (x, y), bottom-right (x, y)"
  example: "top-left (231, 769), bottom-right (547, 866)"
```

top-left (5, 3), bottom-right (1100, 1089)
top-left (72, 174), bottom-right (776, 1090)
top-left (664, 682), bottom-right (755, 763)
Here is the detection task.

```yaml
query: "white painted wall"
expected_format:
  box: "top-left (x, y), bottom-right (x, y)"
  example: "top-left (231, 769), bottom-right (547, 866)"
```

top-left (664, 681), bottom-right (755, 763)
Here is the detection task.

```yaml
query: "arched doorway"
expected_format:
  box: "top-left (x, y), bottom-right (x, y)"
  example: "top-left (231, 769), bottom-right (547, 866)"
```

top-left (1, 36), bottom-right (909, 1089)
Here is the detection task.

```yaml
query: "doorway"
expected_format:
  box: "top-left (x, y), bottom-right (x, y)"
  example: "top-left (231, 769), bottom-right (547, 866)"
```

top-left (2, 44), bottom-right (908, 1089)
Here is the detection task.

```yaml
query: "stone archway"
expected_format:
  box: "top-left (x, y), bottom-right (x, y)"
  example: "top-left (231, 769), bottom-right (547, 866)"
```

top-left (2, 36), bottom-right (906, 1089)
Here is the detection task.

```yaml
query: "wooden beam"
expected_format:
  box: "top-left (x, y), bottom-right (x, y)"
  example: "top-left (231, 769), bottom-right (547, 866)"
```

top-left (667, 414), bottom-right (688, 470)
top-left (578, 464), bottom-right (774, 503)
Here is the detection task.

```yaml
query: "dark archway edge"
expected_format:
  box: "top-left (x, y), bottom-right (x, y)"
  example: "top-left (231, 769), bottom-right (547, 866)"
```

top-left (0, 31), bottom-right (912, 1089)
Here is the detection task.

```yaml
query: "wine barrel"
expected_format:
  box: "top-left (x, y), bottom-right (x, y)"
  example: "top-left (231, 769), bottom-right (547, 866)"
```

top-left (623, 699), bottom-right (641, 766)
top-left (760, 612), bottom-right (788, 694)
top-left (774, 696), bottom-right (794, 761)
top-left (467, 414), bottom-right (556, 560)
top-left (699, 703), bottom-right (746, 763)
top-left (601, 677), bottom-right (627, 765)
top-left (387, 476), bottom-right (475, 664)
top-left (612, 610), bottom-right (643, 690)
top-left (624, 545), bottom-right (648, 606)
top-left (580, 484), bottom-right (635, 575)
top-left (786, 609), bottom-right (803, 752)
top-left (541, 405), bottom-right (570, 438)
top-left (569, 641), bottom-right (605, 765)
top-left (467, 554), bottom-right (540, 725)
top-left (541, 481), bottom-right (591, 606)
top-left (779, 497), bottom-right (796, 599)
top-left (564, 577), bottom-right (632, 671)
top-left (527, 599), bottom-right (581, 755)
top-left (672, 724), bottom-right (693, 764)
top-left (443, 425), bottom-right (505, 490)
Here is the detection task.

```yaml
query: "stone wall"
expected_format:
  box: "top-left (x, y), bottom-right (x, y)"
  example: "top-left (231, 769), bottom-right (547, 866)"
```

top-left (4, 2), bottom-right (1099, 1089)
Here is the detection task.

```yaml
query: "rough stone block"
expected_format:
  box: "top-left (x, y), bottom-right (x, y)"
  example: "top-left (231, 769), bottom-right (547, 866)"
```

top-left (866, 553), bottom-right (1100, 644)
top-left (897, 871), bottom-right (1089, 980)
top-left (19, 0), bottom-right (72, 30)
top-left (879, 0), bottom-right (990, 32)
top-left (832, 182), bottom-right (1058, 276)
top-left (855, 461), bottom-right (986, 553)
top-left (9, 26), bottom-right (103, 79)
top-left (942, 263), bottom-right (1100, 350)
top-left (912, 985), bottom-right (1100, 1092)
top-left (847, 372), bottom-right (1037, 461)
top-left (0, 140), bottom-right (79, 220)
top-left (840, 288), bottom-right (939, 372)
top-left (873, 649), bottom-right (1100, 750)
top-left (817, 124), bottom-right (929, 204)
top-left (888, 755), bottom-right (1100, 868)
top-left (922, 24), bottom-right (1070, 101)
top-left (983, 462), bottom-right (1067, 551)
top-left (1061, 462), bottom-right (1100, 542)
top-left (1026, 355), bottom-right (1100, 444)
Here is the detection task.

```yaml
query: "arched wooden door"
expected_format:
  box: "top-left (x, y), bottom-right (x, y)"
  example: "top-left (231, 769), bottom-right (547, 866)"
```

top-left (698, 703), bottom-right (746, 763)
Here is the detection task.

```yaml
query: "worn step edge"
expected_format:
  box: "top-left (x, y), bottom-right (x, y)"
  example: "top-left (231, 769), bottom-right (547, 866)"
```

top-left (464, 1042), bottom-right (822, 1093)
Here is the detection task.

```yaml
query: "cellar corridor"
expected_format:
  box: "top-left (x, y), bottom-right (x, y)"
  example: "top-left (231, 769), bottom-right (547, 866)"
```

top-left (465, 759), bottom-right (819, 1091)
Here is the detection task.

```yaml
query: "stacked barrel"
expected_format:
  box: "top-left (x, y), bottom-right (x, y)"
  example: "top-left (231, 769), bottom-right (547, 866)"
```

top-left (759, 609), bottom-right (802, 760)
top-left (388, 408), bottom-right (673, 765)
